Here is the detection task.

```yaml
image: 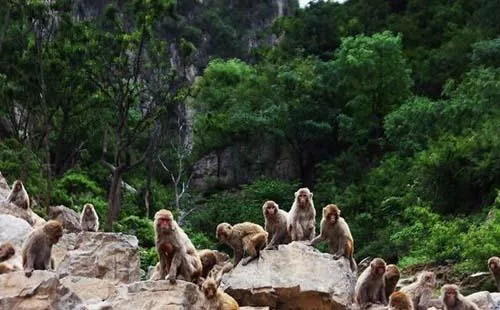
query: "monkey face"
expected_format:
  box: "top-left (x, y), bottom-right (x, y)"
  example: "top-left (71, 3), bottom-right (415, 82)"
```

top-left (157, 215), bottom-right (173, 230)
top-left (265, 201), bottom-right (277, 216)
top-left (423, 273), bottom-right (436, 287)
top-left (324, 205), bottom-right (340, 224)
top-left (216, 223), bottom-right (231, 241)
top-left (445, 289), bottom-right (457, 305)
top-left (371, 259), bottom-right (386, 276)
top-left (202, 281), bottom-right (217, 299)
top-left (14, 181), bottom-right (22, 191)
top-left (296, 189), bottom-right (311, 208)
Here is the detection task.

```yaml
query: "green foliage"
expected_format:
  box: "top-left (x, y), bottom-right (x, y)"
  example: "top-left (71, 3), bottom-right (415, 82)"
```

top-left (113, 216), bottom-right (155, 248)
top-left (188, 179), bottom-right (299, 245)
top-left (52, 170), bottom-right (104, 207)
top-left (139, 246), bottom-right (158, 276)
top-left (471, 38), bottom-right (500, 68)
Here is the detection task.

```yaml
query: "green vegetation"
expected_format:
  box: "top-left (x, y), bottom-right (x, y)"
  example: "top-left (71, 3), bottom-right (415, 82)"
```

top-left (0, 0), bottom-right (499, 274)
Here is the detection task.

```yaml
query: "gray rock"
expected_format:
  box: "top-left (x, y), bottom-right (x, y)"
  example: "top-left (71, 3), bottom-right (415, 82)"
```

top-left (223, 241), bottom-right (356, 309)
top-left (0, 270), bottom-right (86, 310)
top-left (466, 291), bottom-right (494, 310)
top-left (57, 232), bottom-right (140, 284)
top-left (49, 205), bottom-right (82, 233)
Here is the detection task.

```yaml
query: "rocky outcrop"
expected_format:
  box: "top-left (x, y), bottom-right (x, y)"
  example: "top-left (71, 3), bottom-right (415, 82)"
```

top-left (491, 293), bottom-right (500, 310)
top-left (60, 276), bottom-right (117, 308)
top-left (52, 233), bottom-right (79, 269)
top-left (57, 232), bottom-right (140, 284)
top-left (191, 143), bottom-right (300, 191)
top-left (465, 291), bottom-right (495, 310)
top-left (223, 242), bottom-right (356, 309)
top-left (111, 280), bottom-right (209, 309)
top-left (0, 214), bottom-right (32, 271)
top-left (0, 271), bottom-right (86, 310)
top-left (49, 205), bottom-right (82, 233)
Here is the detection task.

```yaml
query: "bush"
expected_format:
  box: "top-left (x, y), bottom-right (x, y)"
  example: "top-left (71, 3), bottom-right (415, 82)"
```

top-left (113, 216), bottom-right (155, 248)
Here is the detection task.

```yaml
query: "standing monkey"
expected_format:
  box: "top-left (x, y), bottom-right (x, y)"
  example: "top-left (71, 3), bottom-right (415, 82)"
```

top-left (287, 188), bottom-right (316, 241)
top-left (401, 271), bottom-right (442, 310)
top-left (440, 284), bottom-right (479, 310)
top-left (389, 291), bottom-right (414, 310)
top-left (488, 256), bottom-right (500, 291)
top-left (309, 204), bottom-right (356, 271)
top-left (5, 180), bottom-right (30, 209)
top-left (355, 257), bottom-right (388, 309)
top-left (262, 200), bottom-right (290, 249)
top-left (216, 222), bottom-right (267, 266)
top-left (385, 264), bottom-right (401, 300)
top-left (22, 220), bottom-right (63, 277)
top-left (80, 203), bottom-right (99, 232)
top-left (154, 209), bottom-right (202, 284)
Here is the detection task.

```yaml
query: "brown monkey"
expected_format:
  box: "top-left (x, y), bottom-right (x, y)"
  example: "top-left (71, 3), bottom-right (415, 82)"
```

top-left (22, 220), bottom-right (63, 277)
top-left (154, 209), bottom-right (202, 284)
top-left (401, 271), bottom-right (442, 310)
top-left (389, 291), bottom-right (414, 310)
top-left (488, 256), bottom-right (500, 291)
top-left (5, 180), bottom-right (29, 209)
top-left (287, 187), bottom-right (316, 241)
top-left (216, 222), bottom-right (267, 266)
top-left (262, 200), bottom-right (290, 249)
top-left (385, 264), bottom-right (401, 300)
top-left (309, 204), bottom-right (356, 271)
top-left (440, 284), bottom-right (479, 310)
top-left (201, 265), bottom-right (239, 310)
top-left (355, 257), bottom-right (388, 308)
top-left (198, 249), bottom-right (230, 279)
top-left (80, 203), bottom-right (99, 232)
top-left (0, 242), bottom-right (15, 262)
top-left (0, 242), bottom-right (19, 274)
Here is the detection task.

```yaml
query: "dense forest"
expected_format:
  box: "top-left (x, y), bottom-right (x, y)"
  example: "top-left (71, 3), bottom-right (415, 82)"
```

top-left (0, 0), bottom-right (499, 274)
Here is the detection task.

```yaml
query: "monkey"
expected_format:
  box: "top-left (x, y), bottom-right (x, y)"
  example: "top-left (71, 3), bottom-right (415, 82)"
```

top-left (154, 209), bottom-right (202, 284)
top-left (309, 204), bottom-right (357, 271)
top-left (440, 284), bottom-right (479, 310)
top-left (201, 265), bottom-right (239, 310)
top-left (262, 200), bottom-right (290, 249)
top-left (389, 291), bottom-right (414, 310)
top-left (5, 180), bottom-right (29, 209)
top-left (488, 256), bottom-right (500, 291)
top-left (216, 222), bottom-right (268, 266)
top-left (401, 271), bottom-right (443, 310)
top-left (22, 220), bottom-right (63, 277)
top-left (0, 242), bottom-right (20, 275)
top-left (198, 249), bottom-right (230, 279)
top-left (80, 203), bottom-right (99, 232)
top-left (385, 264), bottom-right (401, 300)
top-left (0, 242), bottom-right (15, 262)
top-left (355, 257), bottom-right (388, 309)
top-left (287, 187), bottom-right (316, 242)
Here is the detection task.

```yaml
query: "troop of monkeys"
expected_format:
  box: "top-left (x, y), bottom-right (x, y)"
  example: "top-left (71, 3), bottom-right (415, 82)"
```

top-left (1, 181), bottom-right (499, 310)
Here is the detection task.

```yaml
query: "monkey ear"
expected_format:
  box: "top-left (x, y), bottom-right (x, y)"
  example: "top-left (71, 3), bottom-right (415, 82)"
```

top-left (294, 190), bottom-right (299, 198)
top-left (310, 192), bottom-right (313, 197)
top-left (337, 208), bottom-right (341, 215)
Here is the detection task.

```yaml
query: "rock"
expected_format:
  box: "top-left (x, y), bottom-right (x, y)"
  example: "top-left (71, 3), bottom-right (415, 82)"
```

top-left (461, 272), bottom-right (498, 295)
top-left (0, 202), bottom-right (34, 225)
top-left (49, 205), bottom-right (82, 233)
top-left (491, 293), bottom-right (500, 310)
top-left (223, 242), bottom-right (356, 309)
top-left (0, 270), bottom-right (86, 310)
top-left (57, 232), bottom-right (140, 284)
top-left (465, 291), bottom-right (494, 310)
top-left (110, 280), bottom-right (210, 309)
top-left (0, 214), bottom-right (33, 271)
top-left (191, 143), bottom-right (300, 191)
top-left (52, 233), bottom-right (78, 269)
top-left (240, 307), bottom-right (270, 310)
top-left (30, 210), bottom-right (46, 229)
top-left (60, 276), bottom-right (117, 307)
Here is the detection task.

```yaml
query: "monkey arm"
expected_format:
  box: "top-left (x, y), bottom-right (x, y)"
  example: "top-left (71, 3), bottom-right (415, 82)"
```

top-left (267, 227), bottom-right (285, 248)
top-left (378, 285), bottom-right (388, 305)
top-left (334, 235), bottom-right (347, 258)
top-left (233, 246), bottom-right (244, 265)
top-left (167, 249), bottom-right (184, 284)
top-left (306, 220), bottom-right (316, 240)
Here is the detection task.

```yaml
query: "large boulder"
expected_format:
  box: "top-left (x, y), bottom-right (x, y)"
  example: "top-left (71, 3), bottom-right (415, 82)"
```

top-left (461, 272), bottom-right (498, 294)
top-left (49, 205), bottom-right (82, 233)
top-left (465, 291), bottom-right (494, 310)
top-left (110, 280), bottom-right (210, 310)
top-left (223, 242), bottom-right (356, 309)
top-left (60, 276), bottom-right (117, 308)
top-left (0, 202), bottom-right (34, 226)
top-left (0, 270), bottom-right (86, 310)
top-left (52, 233), bottom-right (79, 270)
top-left (57, 232), bottom-right (140, 284)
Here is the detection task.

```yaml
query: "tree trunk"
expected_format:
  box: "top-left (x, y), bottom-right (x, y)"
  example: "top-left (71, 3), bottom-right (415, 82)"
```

top-left (105, 167), bottom-right (123, 231)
